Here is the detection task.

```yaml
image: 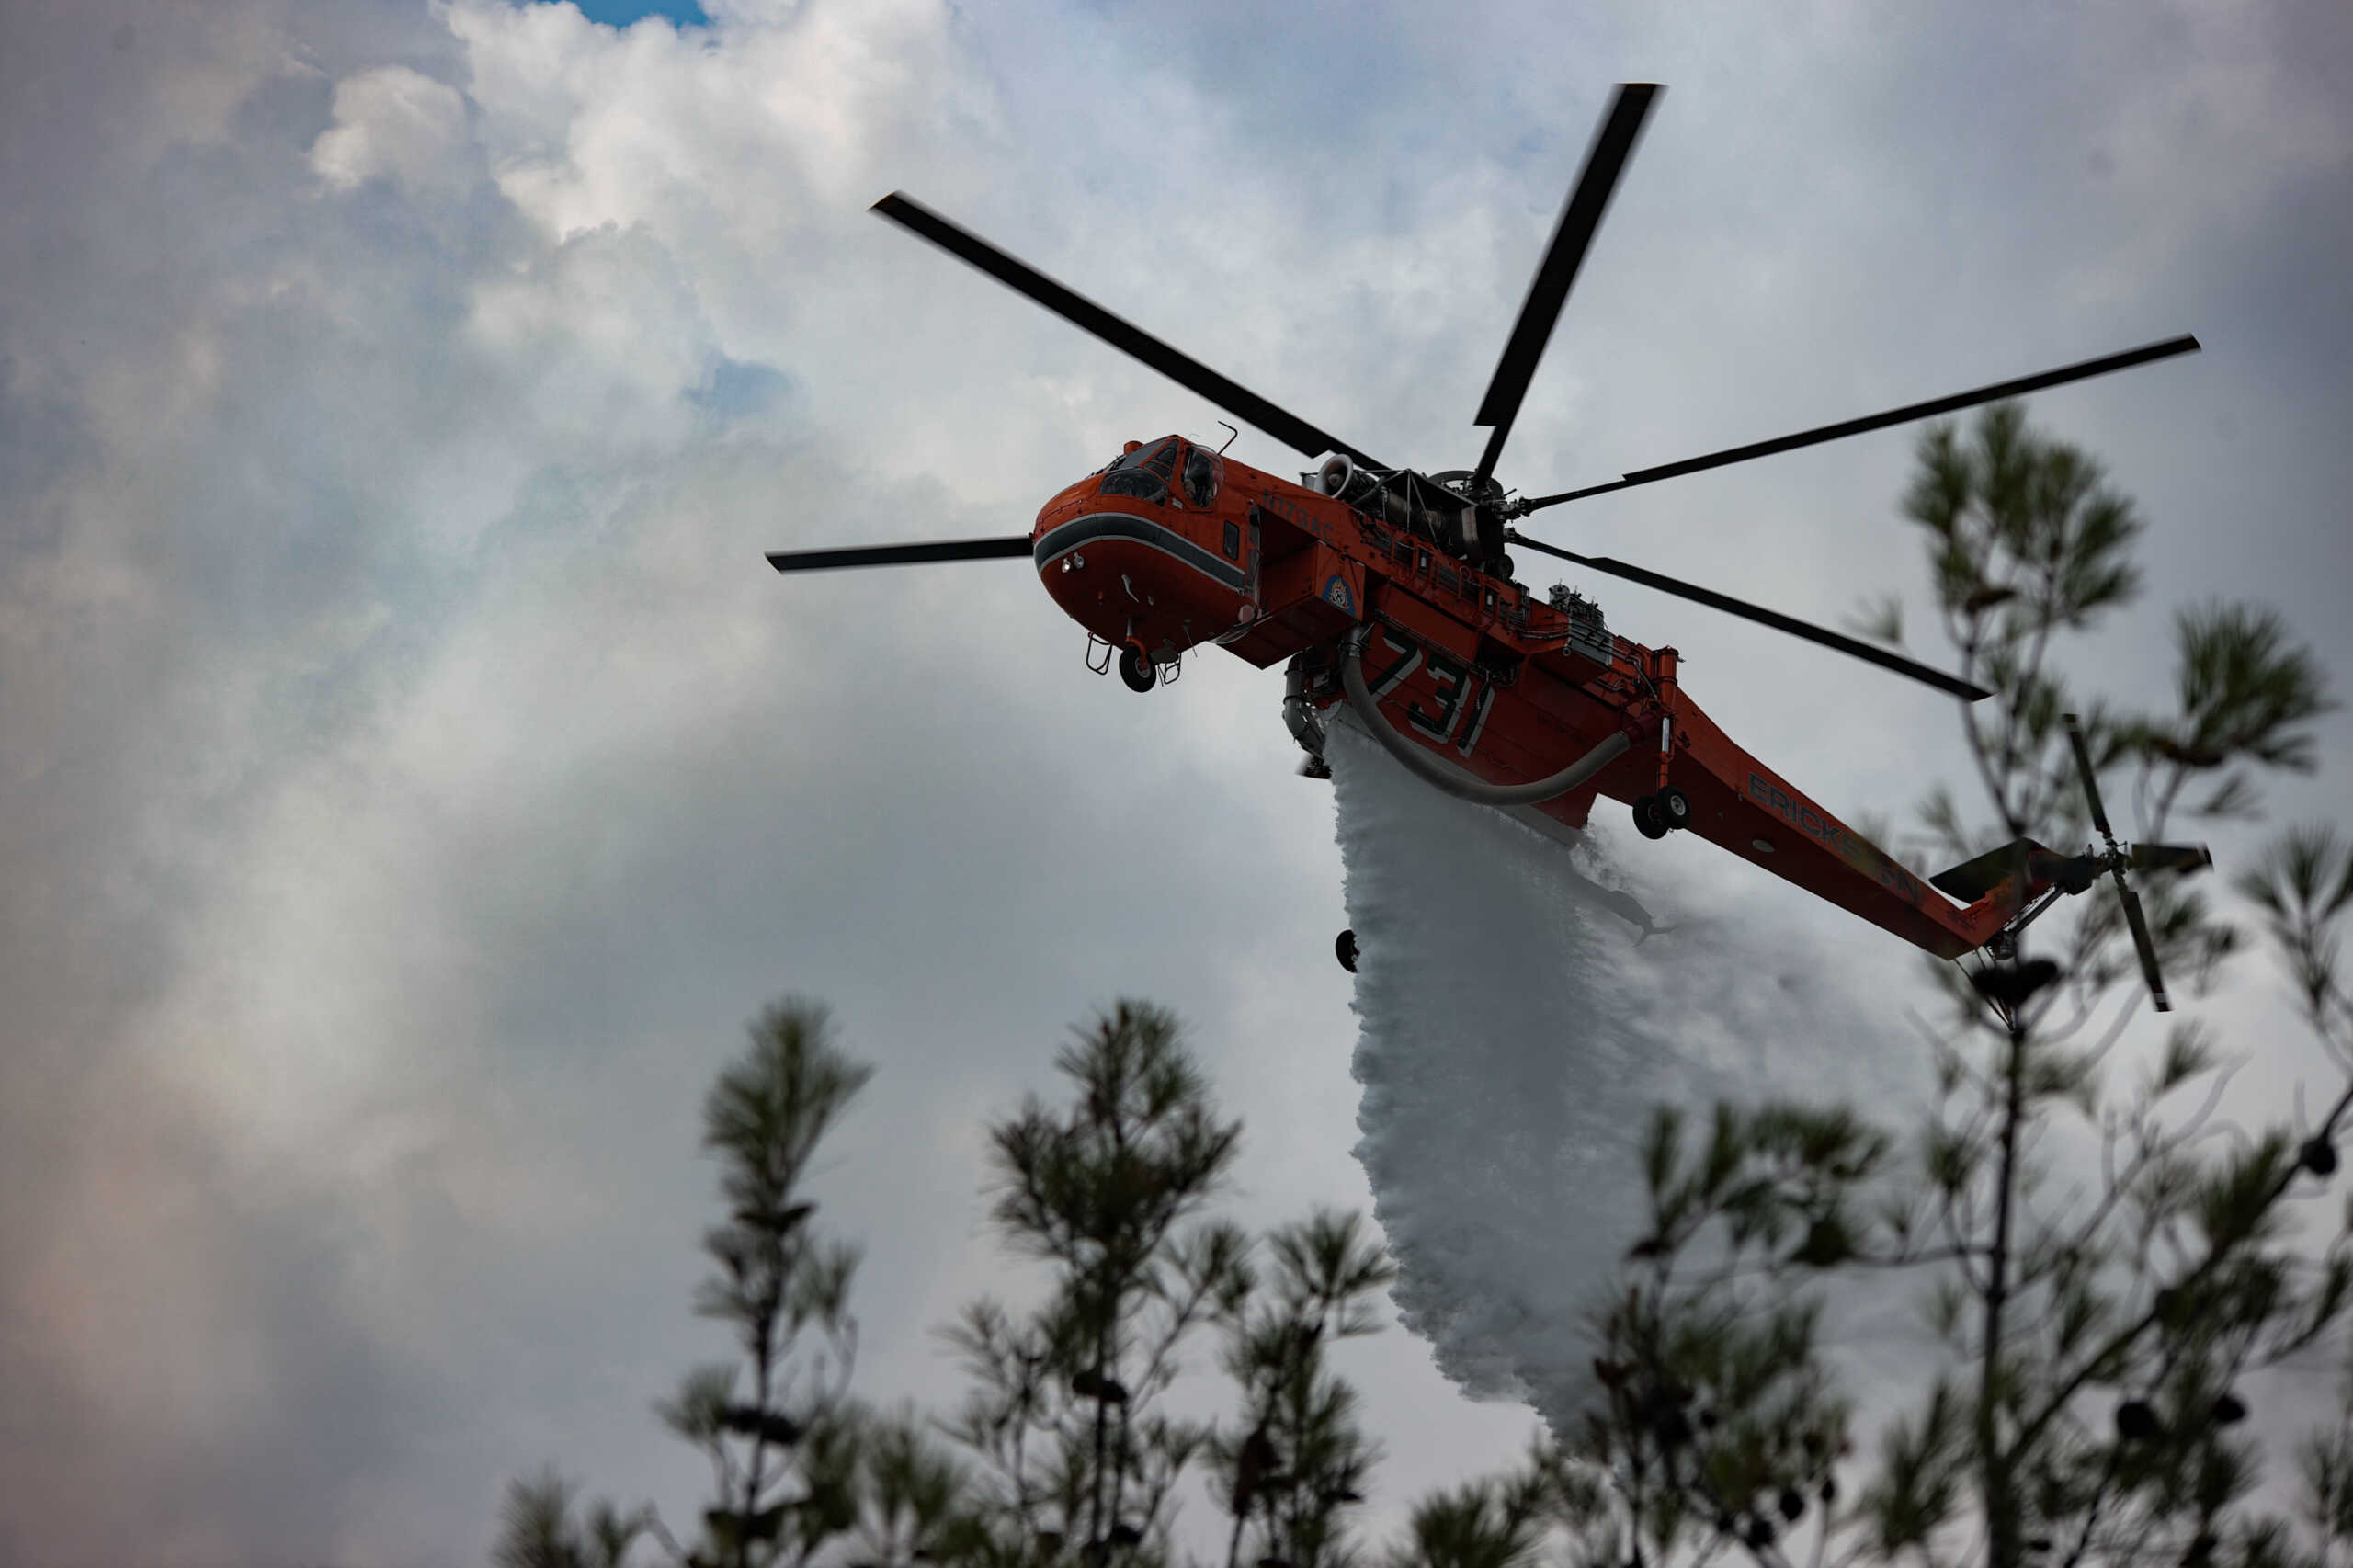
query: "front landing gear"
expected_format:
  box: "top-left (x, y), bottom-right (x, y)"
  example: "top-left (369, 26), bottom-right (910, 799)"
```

top-left (1118, 642), bottom-right (1156, 692)
top-left (1632, 786), bottom-right (1691, 840)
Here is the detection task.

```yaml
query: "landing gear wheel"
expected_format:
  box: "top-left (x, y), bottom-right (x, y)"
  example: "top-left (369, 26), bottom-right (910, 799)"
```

top-left (1335, 928), bottom-right (1359, 973)
top-left (1632, 794), bottom-right (1669, 840)
top-left (1118, 643), bottom-right (1156, 692)
top-left (1655, 786), bottom-right (1692, 831)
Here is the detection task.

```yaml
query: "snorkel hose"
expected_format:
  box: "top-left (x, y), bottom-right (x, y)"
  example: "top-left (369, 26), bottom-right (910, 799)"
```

top-left (1338, 625), bottom-right (1633, 806)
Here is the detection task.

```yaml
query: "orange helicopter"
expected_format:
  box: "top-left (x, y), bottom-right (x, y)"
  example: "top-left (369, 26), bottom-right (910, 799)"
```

top-left (770, 84), bottom-right (2212, 1006)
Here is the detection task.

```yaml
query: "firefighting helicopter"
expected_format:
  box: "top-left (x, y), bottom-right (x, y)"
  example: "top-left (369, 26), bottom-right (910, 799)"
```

top-left (767, 84), bottom-right (2213, 1008)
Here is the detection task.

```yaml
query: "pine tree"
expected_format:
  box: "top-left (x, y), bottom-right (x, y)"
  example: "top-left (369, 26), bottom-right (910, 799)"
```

top-left (493, 1471), bottom-right (654, 1568)
top-left (943, 1002), bottom-right (1251, 1568)
top-left (1211, 1208), bottom-right (1394, 1568)
top-left (1561, 403), bottom-right (2353, 1568)
top-left (658, 996), bottom-right (880, 1568)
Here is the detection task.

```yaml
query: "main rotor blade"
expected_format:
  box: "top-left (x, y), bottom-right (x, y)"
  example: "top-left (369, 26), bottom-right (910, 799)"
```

top-left (872, 192), bottom-right (1381, 469)
top-left (2063, 712), bottom-right (2114, 839)
top-left (1472, 84), bottom-right (1660, 488)
top-left (1518, 335), bottom-right (2201, 512)
top-left (1505, 529), bottom-right (1993, 700)
top-left (2117, 881), bottom-right (2171, 1012)
top-left (767, 536), bottom-right (1033, 573)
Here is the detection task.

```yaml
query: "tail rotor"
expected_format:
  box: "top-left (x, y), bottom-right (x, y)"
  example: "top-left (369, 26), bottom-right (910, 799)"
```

top-left (2063, 713), bottom-right (2212, 1013)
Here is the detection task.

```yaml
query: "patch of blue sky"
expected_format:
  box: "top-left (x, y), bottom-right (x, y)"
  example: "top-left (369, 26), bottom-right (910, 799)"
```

top-left (558, 0), bottom-right (709, 31)
top-left (688, 356), bottom-right (794, 423)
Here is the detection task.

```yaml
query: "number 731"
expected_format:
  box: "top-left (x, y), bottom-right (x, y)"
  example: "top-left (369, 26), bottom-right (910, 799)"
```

top-left (1363, 629), bottom-right (1495, 758)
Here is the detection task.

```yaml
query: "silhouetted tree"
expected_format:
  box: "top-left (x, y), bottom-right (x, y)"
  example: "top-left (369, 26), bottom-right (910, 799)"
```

top-left (493, 1470), bottom-right (654, 1568)
top-left (1382, 1471), bottom-right (1551, 1568)
top-left (943, 1002), bottom-right (1252, 1568)
top-left (1563, 403), bottom-right (2353, 1568)
top-left (499, 999), bottom-right (1430, 1568)
top-left (846, 1402), bottom-right (983, 1568)
top-left (1210, 1208), bottom-right (1394, 1568)
top-left (494, 997), bottom-right (965, 1568)
top-left (658, 996), bottom-right (881, 1568)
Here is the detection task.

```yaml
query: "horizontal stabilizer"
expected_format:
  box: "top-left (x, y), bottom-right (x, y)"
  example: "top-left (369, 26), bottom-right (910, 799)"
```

top-left (1931, 838), bottom-right (2075, 903)
top-left (2131, 842), bottom-right (2213, 876)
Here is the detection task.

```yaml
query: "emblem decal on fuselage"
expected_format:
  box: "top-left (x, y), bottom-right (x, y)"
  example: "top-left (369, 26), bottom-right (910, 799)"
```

top-left (1323, 575), bottom-right (1356, 616)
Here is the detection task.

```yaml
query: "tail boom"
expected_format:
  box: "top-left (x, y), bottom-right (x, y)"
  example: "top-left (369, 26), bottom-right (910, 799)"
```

top-left (1654, 699), bottom-right (2052, 960)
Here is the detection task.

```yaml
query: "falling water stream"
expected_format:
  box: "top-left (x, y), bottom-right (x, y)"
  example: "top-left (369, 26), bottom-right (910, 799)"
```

top-left (1325, 719), bottom-right (1916, 1431)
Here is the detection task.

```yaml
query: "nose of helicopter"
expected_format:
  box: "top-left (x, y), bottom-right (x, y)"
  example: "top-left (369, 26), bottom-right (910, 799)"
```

top-left (1029, 459), bottom-right (1251, 677)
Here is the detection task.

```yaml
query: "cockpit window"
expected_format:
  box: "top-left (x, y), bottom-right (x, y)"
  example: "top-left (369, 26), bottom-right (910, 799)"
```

top-left (1181, 445), bottom-right (1222, 507)
top-left (1100, 437), bottom-right (1180, 503)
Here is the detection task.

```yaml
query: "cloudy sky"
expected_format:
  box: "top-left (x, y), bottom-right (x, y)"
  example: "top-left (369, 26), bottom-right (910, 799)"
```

top-left (3, 0), bottom-right (2349, 1562)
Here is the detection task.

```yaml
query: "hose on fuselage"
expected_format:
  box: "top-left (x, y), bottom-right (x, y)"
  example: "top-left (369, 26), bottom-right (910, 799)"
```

top-left (1338, 625), bottom-right (1632, 806)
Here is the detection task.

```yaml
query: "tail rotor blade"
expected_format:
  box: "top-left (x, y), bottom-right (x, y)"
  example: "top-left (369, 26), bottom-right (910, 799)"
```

top-left (767, 536), bottom-right (1034, 573)
top-left (2063, 712), bottom-right (2114, 840)
top-left (2061, 713), bottom-right (2188, 1011)
top-left (2117, 882), bottom-right (2171, 1013)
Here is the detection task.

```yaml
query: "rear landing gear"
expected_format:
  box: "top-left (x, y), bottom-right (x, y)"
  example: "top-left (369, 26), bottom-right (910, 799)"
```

top-left (1633, 786), bottom-right (1690, 840)
top-left (1335, 928), bottom-right (1359, 973)
top-left (1118, 642), bottom-right (1156, 692)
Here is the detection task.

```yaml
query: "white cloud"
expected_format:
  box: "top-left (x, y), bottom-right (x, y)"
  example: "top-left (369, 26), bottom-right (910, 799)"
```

top-left (310, 63), bottom-right (473, 194)
top-left (449, 0), bottom-right (1001, 241)
top-left (465, 220), bottom-right (715, 449)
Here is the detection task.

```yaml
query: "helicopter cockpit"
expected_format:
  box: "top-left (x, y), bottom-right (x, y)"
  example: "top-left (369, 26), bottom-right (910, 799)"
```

top-left (1099, 437), bottom-right (1222, 508)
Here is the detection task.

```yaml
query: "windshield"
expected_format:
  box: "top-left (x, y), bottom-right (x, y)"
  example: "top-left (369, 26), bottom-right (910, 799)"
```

top-left (1181, 444), bottom-right (1221, 507)
top-left (1100, 437), bottom-right (1180, 503)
